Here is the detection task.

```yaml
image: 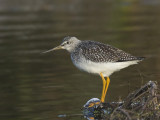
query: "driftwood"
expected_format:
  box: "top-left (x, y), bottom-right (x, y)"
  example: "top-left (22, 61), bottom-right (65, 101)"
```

top-left (83, 81), bottom-right (160, 120)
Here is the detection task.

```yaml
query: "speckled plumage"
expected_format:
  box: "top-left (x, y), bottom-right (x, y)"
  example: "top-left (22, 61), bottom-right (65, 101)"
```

top-left (72, 40), bottom-right (142, 63)
top-left (48, 36), bottom-right (144, 76)
top-left (67, 38), bottom-right (144, 76)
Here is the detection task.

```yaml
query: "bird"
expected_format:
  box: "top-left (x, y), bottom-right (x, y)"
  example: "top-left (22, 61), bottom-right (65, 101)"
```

top-left (43, 36), bottom-right (144, 103)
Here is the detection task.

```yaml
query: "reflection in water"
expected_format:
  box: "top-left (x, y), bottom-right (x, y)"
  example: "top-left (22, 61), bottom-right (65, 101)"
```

top-left (0, 0), bottom-right (160, 120)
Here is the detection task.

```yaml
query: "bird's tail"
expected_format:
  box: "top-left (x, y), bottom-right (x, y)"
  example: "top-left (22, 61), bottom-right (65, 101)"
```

top-left (137, 57), bottom-right (145, 61)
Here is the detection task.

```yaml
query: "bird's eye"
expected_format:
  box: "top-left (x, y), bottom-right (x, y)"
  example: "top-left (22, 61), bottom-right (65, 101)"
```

top-left (67, 41), bottom-right (69, 44)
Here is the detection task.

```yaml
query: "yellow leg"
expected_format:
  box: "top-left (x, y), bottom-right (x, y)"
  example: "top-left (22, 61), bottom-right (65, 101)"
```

top-left (100, 73), bottom-right (106, 102)
top-left (103, 77), bottom-right (110, 101)
top-left (100, 73), bottom-right (110, 103)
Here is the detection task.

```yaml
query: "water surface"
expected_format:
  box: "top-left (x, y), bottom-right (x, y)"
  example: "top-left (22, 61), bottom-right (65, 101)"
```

top-left (0, 0), bottom-right (160, 120)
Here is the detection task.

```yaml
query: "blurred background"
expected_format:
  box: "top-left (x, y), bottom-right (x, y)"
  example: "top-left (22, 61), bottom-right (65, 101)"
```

top-left (0, 0), bottom-right (160, 120)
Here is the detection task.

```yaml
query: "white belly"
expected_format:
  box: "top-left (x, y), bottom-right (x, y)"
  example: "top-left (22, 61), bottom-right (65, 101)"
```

top-left (72, 57), bottom-right (138, 77)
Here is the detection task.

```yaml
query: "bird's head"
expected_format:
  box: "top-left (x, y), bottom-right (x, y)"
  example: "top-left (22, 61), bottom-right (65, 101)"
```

top-left (43, 36), bottom-right (81, 53)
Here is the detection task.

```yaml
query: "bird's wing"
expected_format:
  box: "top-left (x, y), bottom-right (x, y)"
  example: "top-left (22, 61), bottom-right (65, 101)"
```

top-left (80, 41), bottom-right (139, 63)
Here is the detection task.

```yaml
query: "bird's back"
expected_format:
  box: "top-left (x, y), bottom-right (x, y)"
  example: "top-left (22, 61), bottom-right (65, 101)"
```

top-left (74, 40), bottom-right (143, 63)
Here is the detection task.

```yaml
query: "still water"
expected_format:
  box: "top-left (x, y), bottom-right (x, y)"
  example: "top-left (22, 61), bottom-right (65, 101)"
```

top-left (0, 0), bottom-right (160, 120)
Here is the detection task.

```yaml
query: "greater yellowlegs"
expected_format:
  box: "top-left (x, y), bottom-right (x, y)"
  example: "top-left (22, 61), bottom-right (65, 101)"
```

top-left (43, 36), bottom-right (144, 103)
